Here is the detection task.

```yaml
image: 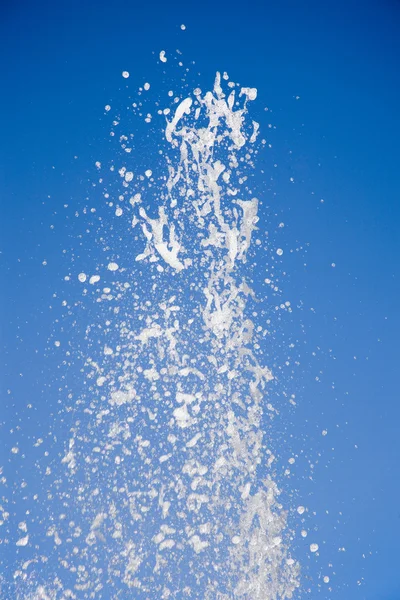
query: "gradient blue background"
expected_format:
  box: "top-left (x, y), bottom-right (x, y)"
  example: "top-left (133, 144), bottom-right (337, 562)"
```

top-left (1, 0), bottom-right (399, 598)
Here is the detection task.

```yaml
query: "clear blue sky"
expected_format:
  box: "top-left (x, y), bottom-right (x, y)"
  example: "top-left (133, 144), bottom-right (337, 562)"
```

top-left (1, 0), bottom-right (400, 598)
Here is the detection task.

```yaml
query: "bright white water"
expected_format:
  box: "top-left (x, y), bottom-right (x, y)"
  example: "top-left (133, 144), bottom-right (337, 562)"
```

top-left (7, 66), bottom-right (303, 599)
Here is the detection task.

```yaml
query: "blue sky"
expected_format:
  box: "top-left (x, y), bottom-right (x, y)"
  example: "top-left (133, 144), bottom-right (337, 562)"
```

top-left (1, 0), bottom-right (400, 598)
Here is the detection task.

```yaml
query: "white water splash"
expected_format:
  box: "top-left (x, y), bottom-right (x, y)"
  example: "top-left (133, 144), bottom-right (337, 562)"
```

top-left (10, 68), bottom-right (301, 599)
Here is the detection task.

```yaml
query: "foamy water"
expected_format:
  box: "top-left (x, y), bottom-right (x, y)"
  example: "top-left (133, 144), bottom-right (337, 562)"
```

top-left (7, 60), bottom-right (306, 599)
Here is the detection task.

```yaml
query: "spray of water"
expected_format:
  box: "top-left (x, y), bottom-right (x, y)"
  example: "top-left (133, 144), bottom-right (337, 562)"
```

top-left (10, 67), bottom-right (301, 599)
